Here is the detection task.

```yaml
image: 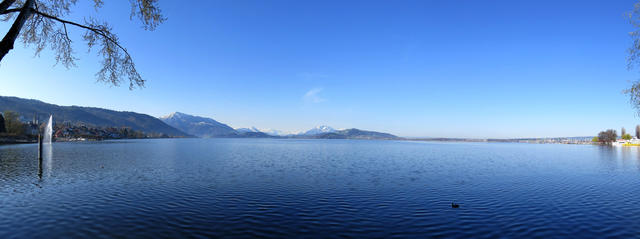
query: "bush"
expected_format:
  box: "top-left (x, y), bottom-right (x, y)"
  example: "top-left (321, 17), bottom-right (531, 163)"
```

top-left (3, 111), bottom-right (24, 135)
top-left (598, 129), bottom-right (618, 144)
top-left (623, 134), bottom-right (633, 140)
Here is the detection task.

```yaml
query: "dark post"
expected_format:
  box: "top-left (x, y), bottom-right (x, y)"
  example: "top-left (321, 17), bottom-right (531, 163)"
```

top-left (38, 134), bottom-right (43, 178)
top-left (38, 134), bottom-right (42, 159)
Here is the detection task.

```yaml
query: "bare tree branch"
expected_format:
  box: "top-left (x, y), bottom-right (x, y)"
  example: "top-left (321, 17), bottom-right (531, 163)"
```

top-left (0, 8), bottom-right (21, 14)
top-left (0, 0), bottom-right (33, 61)
top-left (0, 0), bottom-right (164, 89)
top-left (129, 0), bottom-right (165, 31)
top-left (32, 8), bottom-right (133, 60)
top-left (0, 0), bottom-right (17, 13)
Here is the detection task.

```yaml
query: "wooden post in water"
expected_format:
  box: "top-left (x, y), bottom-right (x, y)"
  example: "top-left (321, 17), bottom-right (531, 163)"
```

top-left (38, 134), bottom-right (43, 178)
top-left (38, 134), bottom-right (43, 160)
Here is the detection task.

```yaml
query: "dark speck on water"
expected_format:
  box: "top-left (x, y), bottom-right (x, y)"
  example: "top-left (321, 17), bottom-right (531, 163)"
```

top-left (1, 138), bottom-right (640, 238)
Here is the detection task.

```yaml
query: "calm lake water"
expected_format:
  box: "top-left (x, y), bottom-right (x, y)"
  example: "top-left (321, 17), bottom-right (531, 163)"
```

top-left (1, 138), bottom-right (640, 238)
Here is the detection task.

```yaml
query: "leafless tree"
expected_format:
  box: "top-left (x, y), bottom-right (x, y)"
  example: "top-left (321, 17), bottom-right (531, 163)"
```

top-left (0, 0), bottom-right (164, 89)
top-left (626, 2), bottom-right (640, 112)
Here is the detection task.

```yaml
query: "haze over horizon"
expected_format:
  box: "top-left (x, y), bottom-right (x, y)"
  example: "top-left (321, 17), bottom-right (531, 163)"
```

top-left (2, 0), bottom-right (640, 138)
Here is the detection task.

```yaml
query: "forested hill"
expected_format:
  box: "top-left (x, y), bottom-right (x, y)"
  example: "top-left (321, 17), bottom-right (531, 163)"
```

top-left (0, 96), bottom-right (189, 137)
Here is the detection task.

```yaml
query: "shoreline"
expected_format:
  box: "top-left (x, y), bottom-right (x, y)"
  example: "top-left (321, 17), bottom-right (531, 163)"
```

top-left (0, 136), bottom-right (602, 147)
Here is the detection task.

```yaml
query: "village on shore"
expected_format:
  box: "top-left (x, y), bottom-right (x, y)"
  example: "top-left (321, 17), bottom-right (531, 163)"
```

top-left (592, 127), bottom-right (640, 147)
top-left (0, 111), bottom-right (169, 145)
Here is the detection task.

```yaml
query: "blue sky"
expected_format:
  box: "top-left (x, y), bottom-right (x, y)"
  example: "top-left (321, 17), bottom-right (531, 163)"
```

top-left (1, 0), bottom-right (640, 138)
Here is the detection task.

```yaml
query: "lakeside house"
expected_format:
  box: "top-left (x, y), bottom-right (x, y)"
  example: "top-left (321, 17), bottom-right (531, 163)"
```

top-left (612, 137), bottom-right (640, 146)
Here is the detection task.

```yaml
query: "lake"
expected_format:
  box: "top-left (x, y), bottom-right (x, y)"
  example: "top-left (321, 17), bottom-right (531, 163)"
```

top-left (1, 138), bottom-right (640, 238)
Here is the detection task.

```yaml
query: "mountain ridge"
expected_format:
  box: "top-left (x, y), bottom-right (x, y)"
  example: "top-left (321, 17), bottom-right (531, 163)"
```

top-left (302, 125), bottom-right (336, 136)
top-left (0, 96), bottom-right (400, 140)
top-left (161, 112), bottom-right (400, 140)
top-left (307, 128), bottom-right (399, 140)
top-left (160, 112), bottom-right (237, 138)
top-left (0, 96), bottom-right (188, 137)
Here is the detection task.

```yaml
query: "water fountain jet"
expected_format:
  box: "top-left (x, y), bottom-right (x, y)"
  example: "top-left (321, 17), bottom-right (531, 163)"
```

top-left (44, 115), bottom-right (53, 144)
top-left (38, 115), bottom-right (53, 179)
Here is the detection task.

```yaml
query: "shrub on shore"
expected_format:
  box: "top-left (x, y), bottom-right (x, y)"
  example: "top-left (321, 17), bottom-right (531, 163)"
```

top-left (597, 130), bottom-right (618, 144)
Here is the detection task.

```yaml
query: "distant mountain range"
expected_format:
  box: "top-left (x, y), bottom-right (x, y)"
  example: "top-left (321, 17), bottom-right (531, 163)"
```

top-left (305, 128), bottom-right (399, 140)
top-left (261, 128), bottom-right (298, 136)
top-left (302, 125), bottom-right (336, 136)
top-left (0, 96), bottom-right (188, 137)
top-left (160, 112), bottom-right (238, 138)
top-left (236, 127), bottom-right (261, 134)
top-left (235, 125), bottom-right (336, 137)
top-left (160, 112), bottom-right (276, 138)
top-left (0, 96), bottom-right (400, 140)
top-left (161, 112), bottom-right (399, 140)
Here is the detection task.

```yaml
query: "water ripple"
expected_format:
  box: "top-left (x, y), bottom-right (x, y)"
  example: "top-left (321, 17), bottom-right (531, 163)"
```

top-left (2, 140), bottom-right (640, 238)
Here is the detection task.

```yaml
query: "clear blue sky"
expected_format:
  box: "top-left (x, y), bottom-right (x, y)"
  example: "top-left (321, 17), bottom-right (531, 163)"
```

top-left (1, 0), bottom-right (640, 138)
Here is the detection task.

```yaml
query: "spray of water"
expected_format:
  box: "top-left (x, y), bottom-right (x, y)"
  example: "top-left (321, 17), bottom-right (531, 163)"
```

top-left (44, 115), bottom-right (53, 144)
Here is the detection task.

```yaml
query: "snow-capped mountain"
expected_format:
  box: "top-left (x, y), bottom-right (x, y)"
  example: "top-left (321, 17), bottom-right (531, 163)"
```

top-left (156, 116), bottom-right (398, 140)
top-left (302, 125), bottom-right (336, 136)
top-left (236, 127), bottom-right (261, 133)
top-left (160, 112), bottom-right (237, 138)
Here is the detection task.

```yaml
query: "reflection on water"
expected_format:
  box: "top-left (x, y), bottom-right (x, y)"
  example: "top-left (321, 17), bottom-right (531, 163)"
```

top-left (2, 139), bottom-right (640, 238)
top-left (595, 145), bottom-right (640, 172)
top-left (37, 143), bottom-right (53, 180)
top-left (44, 143), bottom-right (53, 178)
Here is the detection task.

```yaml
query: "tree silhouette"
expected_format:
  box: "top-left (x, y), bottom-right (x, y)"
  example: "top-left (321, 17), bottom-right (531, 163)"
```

top-left (2, 110), bottom-right (23, 135)
top-left (0, 112), bottom-right (5, 133)
top-left (598, 129), bottom-right (618, 144)
top-left (0, 0), bottom-right (164, 89)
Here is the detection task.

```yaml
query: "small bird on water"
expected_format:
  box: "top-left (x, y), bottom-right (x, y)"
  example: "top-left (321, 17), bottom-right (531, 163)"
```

top-left (451, 202), bottom-right (460, 208)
